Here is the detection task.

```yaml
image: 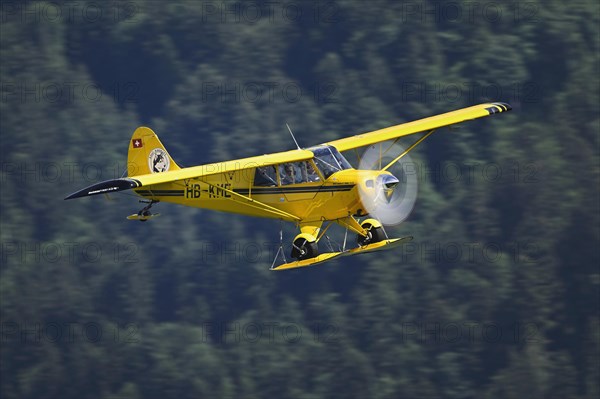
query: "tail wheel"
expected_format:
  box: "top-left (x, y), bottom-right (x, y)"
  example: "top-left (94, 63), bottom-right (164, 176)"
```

top-left (357, 222), bottom-right (386, 246)
top-left (291, 237), bottom-right (319, 260)
top-left (138, 210), bottom-right (151, 222)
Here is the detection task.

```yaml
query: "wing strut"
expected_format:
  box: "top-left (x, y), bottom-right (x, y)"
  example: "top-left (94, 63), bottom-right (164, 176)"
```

top-left (381, 129), bottom-right (436, 171)
top-left (196, 180), bottom-right (301, 221)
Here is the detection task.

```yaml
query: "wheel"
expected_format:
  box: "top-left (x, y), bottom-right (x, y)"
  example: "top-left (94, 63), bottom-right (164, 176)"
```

top-left (291, 237), bottom-right (319, 260)
top-left (138, 210), bottom-right (150, 222)
top-left (357, 223), bottom-right (386, 246)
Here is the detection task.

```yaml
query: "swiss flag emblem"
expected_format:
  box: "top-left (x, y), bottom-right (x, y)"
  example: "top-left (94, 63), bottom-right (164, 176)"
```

top-left (132, 139), bottom-right (143, 148)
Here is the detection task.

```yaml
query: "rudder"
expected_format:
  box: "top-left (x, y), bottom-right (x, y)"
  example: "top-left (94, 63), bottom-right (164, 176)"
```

top-left (128, 127), bottom-right (180, 176)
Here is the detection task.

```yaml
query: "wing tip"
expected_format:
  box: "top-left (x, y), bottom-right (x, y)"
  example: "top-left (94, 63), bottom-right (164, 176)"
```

top-left (486, 102), bottom-right (512, 114)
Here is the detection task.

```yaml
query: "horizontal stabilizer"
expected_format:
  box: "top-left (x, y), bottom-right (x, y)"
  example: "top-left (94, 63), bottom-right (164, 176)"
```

top-left (64, 178), bottom-right (141, 200)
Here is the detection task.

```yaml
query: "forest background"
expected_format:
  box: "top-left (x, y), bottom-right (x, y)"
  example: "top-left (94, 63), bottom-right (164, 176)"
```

top-left (1, 1), bottom-right (599, 398)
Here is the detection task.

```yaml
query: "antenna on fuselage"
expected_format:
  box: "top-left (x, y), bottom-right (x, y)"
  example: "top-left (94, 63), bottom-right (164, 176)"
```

top-left (286, 123), bottom-right (301, 150)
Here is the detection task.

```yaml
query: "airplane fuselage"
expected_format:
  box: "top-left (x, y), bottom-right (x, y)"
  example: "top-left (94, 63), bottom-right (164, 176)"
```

top-left (133, 168), bottom-right (389, 223)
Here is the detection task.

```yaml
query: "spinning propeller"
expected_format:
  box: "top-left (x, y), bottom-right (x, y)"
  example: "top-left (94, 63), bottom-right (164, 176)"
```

top-left (357, 142), bottom-right (419, 225)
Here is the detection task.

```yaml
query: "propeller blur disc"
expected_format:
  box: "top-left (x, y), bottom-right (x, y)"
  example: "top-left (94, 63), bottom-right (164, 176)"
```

top-left (357, 141), bottom-right (418, 225)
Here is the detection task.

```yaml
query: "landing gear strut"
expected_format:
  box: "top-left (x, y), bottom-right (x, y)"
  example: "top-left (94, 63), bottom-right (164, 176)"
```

top-left (136, 200), bottom-right (159, 222)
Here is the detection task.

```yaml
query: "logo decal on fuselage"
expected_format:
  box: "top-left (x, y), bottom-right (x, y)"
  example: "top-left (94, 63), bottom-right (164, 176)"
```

top-left (148, 148), bottom-right (170, 173)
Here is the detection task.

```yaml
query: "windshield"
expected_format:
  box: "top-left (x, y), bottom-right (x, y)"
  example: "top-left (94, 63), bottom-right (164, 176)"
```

top-left (309, 145), bottom-right (352, 178)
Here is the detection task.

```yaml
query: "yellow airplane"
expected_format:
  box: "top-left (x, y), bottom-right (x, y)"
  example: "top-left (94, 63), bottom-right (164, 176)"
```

top-left (65, 102), bottom-right (512, 270)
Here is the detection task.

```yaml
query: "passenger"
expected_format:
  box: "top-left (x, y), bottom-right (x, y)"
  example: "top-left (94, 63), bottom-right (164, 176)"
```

top-left (281, 164), bottom-right (296, 185)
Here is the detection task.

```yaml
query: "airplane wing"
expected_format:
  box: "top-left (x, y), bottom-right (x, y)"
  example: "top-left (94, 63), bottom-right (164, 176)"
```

top-left (65, 102), bottom-right (511, 200)
top-left (65, 148), bottom-right (314, 199)
top-left (323, 102), bottom-right (512, 152)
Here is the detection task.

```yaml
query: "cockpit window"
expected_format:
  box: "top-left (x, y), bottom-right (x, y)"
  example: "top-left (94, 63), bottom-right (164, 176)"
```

top-left (280, 163), bottom-right (300, 185)
top-left (279, 161), bottom-right (319, 185)
top-left (256, 161), bottom-right (322, 187)
top-left (305, 160), bottom-right (321, 182)
top-left (254, 165), bottom-right (278, 186)
top-left (309, 145), bottom-right (352, 179)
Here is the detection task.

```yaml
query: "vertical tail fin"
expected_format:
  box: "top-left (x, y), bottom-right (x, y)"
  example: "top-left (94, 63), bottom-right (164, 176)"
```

top-left (127, 127), bottom-right (180, 176)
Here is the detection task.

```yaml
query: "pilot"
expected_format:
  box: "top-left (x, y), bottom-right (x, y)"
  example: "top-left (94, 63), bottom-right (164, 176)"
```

top-left (306, 162), bottom-right (320, 182)
top-left (282, 164), bottom-right (297, 185)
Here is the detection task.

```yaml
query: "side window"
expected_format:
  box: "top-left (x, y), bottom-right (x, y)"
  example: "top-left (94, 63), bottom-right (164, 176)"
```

top-left (254, 166), bottom-right (278, 186)
top-left (279, 162), bottom-right (311, 185)
top-left (280, 163), bottom-right (297, 185)
top-left (305, 161), bottom-right (321, 182)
